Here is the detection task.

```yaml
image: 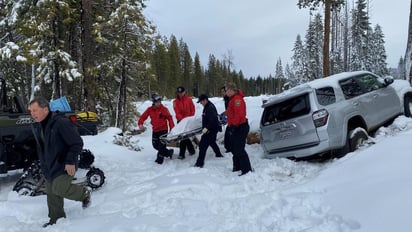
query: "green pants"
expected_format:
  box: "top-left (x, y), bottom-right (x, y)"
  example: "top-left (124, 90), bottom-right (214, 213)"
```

top-left (45, 174), bottom-right (86, 223)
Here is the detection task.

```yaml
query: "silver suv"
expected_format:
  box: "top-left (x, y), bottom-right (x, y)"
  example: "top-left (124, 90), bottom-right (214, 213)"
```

top-left (260, 71), bottom-right (412, 160)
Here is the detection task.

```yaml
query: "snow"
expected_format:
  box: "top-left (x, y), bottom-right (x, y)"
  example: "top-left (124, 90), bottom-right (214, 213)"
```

top-left (1, 96), bottom-right (412, 232)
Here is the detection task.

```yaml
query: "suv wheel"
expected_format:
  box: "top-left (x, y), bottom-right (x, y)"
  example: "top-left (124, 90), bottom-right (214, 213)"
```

top-left (335, 127), bottom-right (369, 158)
top-left (349, 128), bottom-right (368, 152)
top-left (404, 95), bottom-right (412, 117)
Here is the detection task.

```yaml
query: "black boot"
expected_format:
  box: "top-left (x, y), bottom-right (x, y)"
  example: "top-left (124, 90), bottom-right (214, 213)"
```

top-left (194, 163), bottom-right (204, 168)
top-left (167, 149), bottom-right (174, 159)
top-left (155, 155), bottom-right (164, 164)
top-left (42, 221), bottom-right (55, 228)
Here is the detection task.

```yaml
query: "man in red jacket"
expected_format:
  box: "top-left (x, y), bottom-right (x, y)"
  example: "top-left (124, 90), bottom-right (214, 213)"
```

top-left (225, 82), bottom-right (253, 176)
top-left (138, 94), bottom-right (175, 164)
top-left (173, 86), bottom-right (196, 159)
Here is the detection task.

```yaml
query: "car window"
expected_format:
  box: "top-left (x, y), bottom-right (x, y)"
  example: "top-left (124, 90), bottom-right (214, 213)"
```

top-left (339, 78), bottom-right (364, 99)
top-left (262, 94), bottom-right (311, 125)
top-left (316, 87), bottom-right (336, 105)
top-left (356, 74), bottom-right (385, 92)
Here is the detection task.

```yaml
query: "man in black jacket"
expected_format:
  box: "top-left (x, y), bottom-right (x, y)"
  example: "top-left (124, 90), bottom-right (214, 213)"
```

top-left (194, 94), bottom-right (223, 168)
top-left (29, 97), bottom-right (91, 227)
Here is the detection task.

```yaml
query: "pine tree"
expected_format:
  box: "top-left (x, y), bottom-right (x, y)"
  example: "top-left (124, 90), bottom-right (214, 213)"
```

top-left (397, 57), bottom-right (406, 80)
top-left (92, 0), bottom-right (155, 130)
top-left (350, 0), bottom-right (370, 71)
top-left (275, 58), bottom-right (285, 94)
top-left (368, 24), bottom-right (388, 76)
top-left (168, 35), bottom-right (182, 94)
top-left (179, 40), bottom-right (194, 96)
top-left (298, 0), bottom-right (345, 77)
top-left (305, 13), bottom-right (324, 80)
top-left (193, 53), bottom-right (203, 97)
top-left (152, 38), bottom-right (171, 97)
top-left (291, 34), bottom-right (306, 86)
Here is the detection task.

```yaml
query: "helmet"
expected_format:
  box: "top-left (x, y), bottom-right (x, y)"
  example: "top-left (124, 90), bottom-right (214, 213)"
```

top-left (151, 94), bottom-right (162, 103)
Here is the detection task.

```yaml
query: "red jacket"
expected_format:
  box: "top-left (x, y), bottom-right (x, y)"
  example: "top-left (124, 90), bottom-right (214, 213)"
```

top-left (173, 95), bottom-right (195, 122)
top-left (138, 104), bottom-right (174, 132)
top-left (227, 90), bottom-right (247, 126)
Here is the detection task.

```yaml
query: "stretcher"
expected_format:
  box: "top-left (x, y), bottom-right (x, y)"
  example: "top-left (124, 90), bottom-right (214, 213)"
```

top-left (159, 116), bottom-right (202, 145)
top-left (159, 113), bottom-right (227, 145)
top-left (160, 127), bottom-right (202, 144)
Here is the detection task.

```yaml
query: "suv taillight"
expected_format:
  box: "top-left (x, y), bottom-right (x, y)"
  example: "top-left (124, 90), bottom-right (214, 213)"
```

top-left (312, 109), bottom-right (329, 127)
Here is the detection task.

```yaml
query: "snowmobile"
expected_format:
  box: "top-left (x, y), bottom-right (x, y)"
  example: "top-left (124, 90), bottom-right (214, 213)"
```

top-left (13, 149), bottom-right (105, 196)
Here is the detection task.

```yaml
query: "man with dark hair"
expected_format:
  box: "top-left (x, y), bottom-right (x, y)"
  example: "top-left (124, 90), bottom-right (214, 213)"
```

top-left (173, 86), bottom-right (196, 159)
top-left (220, 86), bottom-right (230, 111)
top-left (194, 94), bottom-right (223, 168)
top-left (138, 94), bottom-right (175, 164)
top-left (28, 97), bottom-right (91, 227)
top-left (225, 83), bottom-right (253, 176)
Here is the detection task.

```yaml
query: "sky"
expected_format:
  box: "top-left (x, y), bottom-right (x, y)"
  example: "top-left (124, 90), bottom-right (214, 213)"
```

top-left (143, 0), bottom-right (411, 78)
top-left (0, 94), bottom-right (412, 231)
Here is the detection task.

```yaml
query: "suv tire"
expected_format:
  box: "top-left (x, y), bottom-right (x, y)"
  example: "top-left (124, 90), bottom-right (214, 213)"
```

top-left (349, 128), bottom-right (368, 152)
top-left (404, 95), bottom-right (412, 117)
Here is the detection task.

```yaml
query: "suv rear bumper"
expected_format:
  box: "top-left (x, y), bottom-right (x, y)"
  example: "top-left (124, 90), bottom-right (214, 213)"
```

top-left (263, 138), bottom-right (332, 159)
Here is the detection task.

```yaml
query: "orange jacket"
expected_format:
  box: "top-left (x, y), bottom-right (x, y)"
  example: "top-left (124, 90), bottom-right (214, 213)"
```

top-left (173, 95), bottom-right (195, 122)
top-left (227, 90), bottom-right (247, 126)
top-left (138, 104), bottom-right (174, 132)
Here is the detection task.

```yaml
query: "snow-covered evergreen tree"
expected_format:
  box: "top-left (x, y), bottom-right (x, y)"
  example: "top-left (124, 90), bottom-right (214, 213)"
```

top-left (305, 13), bottom-right (324, 80)
top-left (350, 0), bottom-right (371, 71)
top-left (368, 24), bottom-right (388, 76)
top-left (94, 0), bottom-right (155, 130)
top-left (291, 34), bottom-right (306, 86)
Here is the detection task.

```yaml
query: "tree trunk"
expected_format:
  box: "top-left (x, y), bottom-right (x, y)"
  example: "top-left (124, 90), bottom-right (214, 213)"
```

top-left (81, 0), bottom-right (96, 111)
top-left (116, 18), bottom-right (128, 131)
top-left (406, 0), bottom-right (412, 81)
top-left (323, 0), bottom-right (331, 77)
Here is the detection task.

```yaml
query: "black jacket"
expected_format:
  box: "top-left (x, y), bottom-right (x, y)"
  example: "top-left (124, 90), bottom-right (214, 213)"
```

top-left (202, 101), bottom-right (220, 133)
top-left (32, 112), bottom-right (83, 181)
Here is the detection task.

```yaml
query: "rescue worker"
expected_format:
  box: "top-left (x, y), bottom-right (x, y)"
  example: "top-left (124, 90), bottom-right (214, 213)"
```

top-left (173, 86), bottom-right (196, 159)
top-left (138, 94), bottom-right (175, 164)
top-left (225, 82), bottom-right (253, 176)
top-left (220, 85), bottom-right (230, 152)
top-left (194, 94), bottom-right (223, 168)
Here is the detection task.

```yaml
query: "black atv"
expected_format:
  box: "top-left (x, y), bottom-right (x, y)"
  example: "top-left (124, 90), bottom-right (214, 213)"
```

top-left (0, 75), bottom-right (101, 175)
top-left (13, 149), bottom-right (105, 196)
top-left (0, 74), bottom-right (105, 195)
top-left (0, 76), bottom-right (39, 174)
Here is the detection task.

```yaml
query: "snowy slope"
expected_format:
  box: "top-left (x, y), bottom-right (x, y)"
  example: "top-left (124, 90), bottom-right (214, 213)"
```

top-left (0, 96), bottom-right (411, 232)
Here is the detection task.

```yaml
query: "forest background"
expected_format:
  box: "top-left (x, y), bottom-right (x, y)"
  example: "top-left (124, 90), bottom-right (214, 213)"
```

top-left (0, 0), bottom-right (410, 131)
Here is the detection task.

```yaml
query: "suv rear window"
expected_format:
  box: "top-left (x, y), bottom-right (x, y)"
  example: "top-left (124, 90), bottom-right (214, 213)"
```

top-left (262, 93), bottom-right (311, 125)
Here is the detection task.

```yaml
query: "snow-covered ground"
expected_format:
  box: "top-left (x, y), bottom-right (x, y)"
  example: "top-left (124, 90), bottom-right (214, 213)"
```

top-left (0, 96), bottom-right (411, 232)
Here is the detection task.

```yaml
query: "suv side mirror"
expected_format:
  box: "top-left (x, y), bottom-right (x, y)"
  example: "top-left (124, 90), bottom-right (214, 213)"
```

top-left (384, 76), bottom-right (394, 86)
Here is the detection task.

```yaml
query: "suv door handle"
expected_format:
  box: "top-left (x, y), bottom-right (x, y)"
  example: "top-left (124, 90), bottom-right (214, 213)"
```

top-left (353, 101), bottom-right (359, 106)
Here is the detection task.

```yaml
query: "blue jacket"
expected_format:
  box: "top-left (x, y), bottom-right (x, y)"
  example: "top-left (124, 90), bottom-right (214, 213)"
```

top-left (32, 112), bottom-right (83, 181)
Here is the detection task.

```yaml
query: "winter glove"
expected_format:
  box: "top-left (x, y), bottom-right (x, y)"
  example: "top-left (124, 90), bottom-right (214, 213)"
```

top-left (202, 128), bottom-right (209, 134)
top-left (219, 113), bottom-right (227, 125)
